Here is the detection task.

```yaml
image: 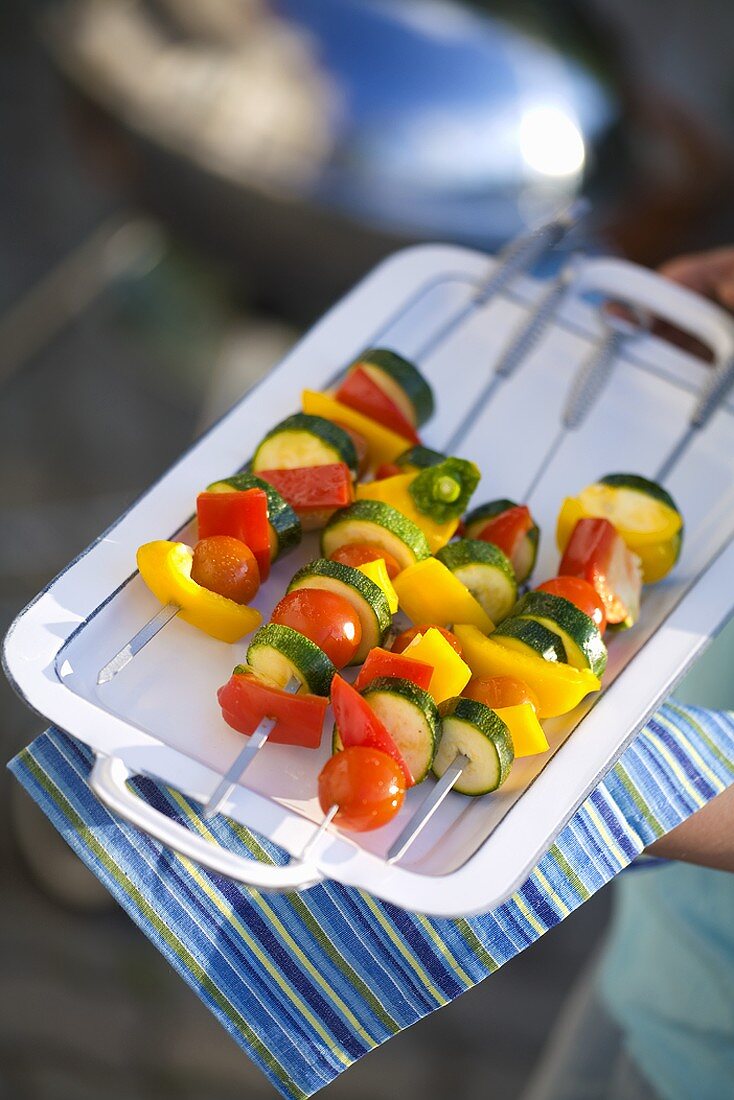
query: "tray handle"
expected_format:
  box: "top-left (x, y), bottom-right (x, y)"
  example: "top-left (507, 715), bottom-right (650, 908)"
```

top-left (90, 755), bottom-right (324, 892)
top-left (574, 256), bottom-right (734, 367)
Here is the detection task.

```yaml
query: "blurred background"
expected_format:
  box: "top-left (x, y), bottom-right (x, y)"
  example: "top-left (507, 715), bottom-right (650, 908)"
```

top-left (2, 0), bottom-right (734, 1096)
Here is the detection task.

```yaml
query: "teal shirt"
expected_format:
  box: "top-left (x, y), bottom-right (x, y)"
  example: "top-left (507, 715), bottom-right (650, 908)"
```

top-left (600, 618), bottom-right (734, 1100)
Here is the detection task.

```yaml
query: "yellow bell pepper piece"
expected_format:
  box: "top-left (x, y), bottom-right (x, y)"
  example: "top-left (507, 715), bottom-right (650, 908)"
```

top-left (453, 625), bottom-right (600, 719)
top-left (302, 389), bottom-right (411, 467)
top-left (494, 703), bottom-right (549, 757)
top-left (356, 474), bottom-right (458, 554)
top-left (393, 558), bottom-right (493, 633)
top-left (403, 627), bottom-right (471, 704)
top-left (136, 541), bottom-right (262, 643)
top-left (357, 558), bottom-right (399, 614)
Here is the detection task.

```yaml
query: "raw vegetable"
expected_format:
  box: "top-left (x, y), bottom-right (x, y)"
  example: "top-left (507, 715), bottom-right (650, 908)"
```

top-left (463, 675), bottom-right (540, 713)
top-left (465, 500), bottom-right (539, 583)
top-left (436, 539), bottom-right (517, 623)
top-left (491, 618), bottom-right (568, 664)
top-left (556, 473), bottom-right (683, 584)
top-left (454, 625), bottom-right (601, 719)
top-left (196, 488), bottom-right (271, 580)
top-left (355, 473), bottom-right (459, 554)
top-left (409, 458), bottom-right (481, 524)
top-left (329, 541), bottom-right (401, 580)
top-left (433, 698), bottom-right (513, 795)
top-left (206, 472), bottom-right (301, 561)
top-left (536, 576), bottom-right (607, 633)
top-left (334, 366), bottom-right (420, 444)
top-left (321, 500), bottom-right (430, 572)
top-left (302, 390), bottom-right (414, 468)
top-left (494, 704), bottom-right (549, 758)
top-left (257, 463), bottom-right (353, 531)
top-left (361, 676), bottom-right (440, 784)
top-left (559, 518), bottom-right (643, 628)
top-left (392, 557), bottom-right (494, 633)
top-left (330, 675), bottom-right (412, 785)
top-left (402, 627), bottom-right (472, 704)
top-left (245, 623), bottom-right (336, 695)
top-left (353, 647), bottom-right (433, 693)
top-left (270, 589), bottom-right (361, 669)
top-left (190, 536), bottom-right (260, 605)
top-left (253, 413), bottom-right (357, 476)
top-left (356, 558), bottom-right (399, 614)
top-left (137, 541), bottom-right (261, 642)
top-left (218, 671), bottom-right (327, 749)
top-left (355, 348), bottom-right (434, 426)
top-left (288, 558), bottom-right (391, 662)
top-left (512, 591), bottom-right (608, 677)
top-left (392, 624), bottom-right (463, 657)
top-left (318, 747), bottom-right (406, 832)
top-left (395, 445), bottom-right (447, 471)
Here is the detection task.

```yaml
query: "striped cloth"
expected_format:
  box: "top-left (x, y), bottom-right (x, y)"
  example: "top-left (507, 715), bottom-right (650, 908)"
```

top-left (9, 702), bottom-right (734, 1100)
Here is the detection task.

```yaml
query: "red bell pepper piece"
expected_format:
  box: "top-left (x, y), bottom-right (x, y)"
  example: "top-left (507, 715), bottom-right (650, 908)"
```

top-left (331, 675), bottom-right (413, 786)
top-left (354, 647), bottom-right (433, 693)
top-left (197, 488), bottom-right (271, 581)
top-left (335, 366), bottom-right (420, 444)
top-left (374, 462), bottom-right (402, 480)
top-left (258, 464), bottom-right (354, 531)
top-left (477, 505), bottom-right (533, 561)
top-left (559, 518), bottom-right (642, 628)
top-left (218, 670), bottom-right (328, 749)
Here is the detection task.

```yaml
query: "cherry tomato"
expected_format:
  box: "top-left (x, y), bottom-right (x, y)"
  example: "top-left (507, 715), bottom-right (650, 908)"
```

top-left (392, 624), bottom-right (463, 657)
top-left (318, 747), bottom-right (406, 832)
top-left (271, 588), bottom-right (362, 668)
top-left (190, 536), bottom-right (260, 604)
top-left (536, 576), bottom-right (607, 633)
top-left (463, 675), bottom-right (540, 713)
top-left (334, 422), bottom-right (369, 478)
top-left (329, 542), bottom-right (401, 580)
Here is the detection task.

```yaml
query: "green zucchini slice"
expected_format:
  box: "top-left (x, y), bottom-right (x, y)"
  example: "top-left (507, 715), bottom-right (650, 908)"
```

top-left (361, 676), bottom-right (440, 784)
top-left (244, 624), bottom-right (335, 695)
top-left (395, 445), bottom-right (447, 471)
top-left (435, 539), bottom-right (517, 622)
top-left (433, 698), bottom-right (513, 795)
top-left (287, 558), bottom-right (391, 662)
top-left (206, 472), bottom-right (302, 559)
top-left (357, 348), bottom-right (435, 426)
top-left (321, 500), bottom-right (431, 571)
top-left (512, 591), bottom-right (607, 677)
top-left (492, 618), bottom-right (568, 664)
top-left (463, 498), bottom-right (540, 583)
top-left (252, 413), bottom-right (358, 476)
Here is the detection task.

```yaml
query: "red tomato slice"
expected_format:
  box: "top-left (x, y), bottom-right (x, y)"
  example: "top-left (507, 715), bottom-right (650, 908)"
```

top-left (218, 671), bottom-right (327, 748)
top-left (329, 542), bottom-right (401, 579)
top-left (391, 624), bottom-right (463, 657)
top-left (463, 675), bottom-right (540, 713)
top-left (197, 488), bottom-right (271, 580)
top-left (477, 505), bottom-right (533, 561)
top-left (331, 675), bottom-right (413, 786)
top-left (318, 747), bottom-right (405, 832)
top-left (353, 647), bottom-right (433, 693)
top-left (271, 589), bottom-right (361, 669)
top-left (536, 575), bottom-right (607, 632)
top-left (335, 366), bottom-right (420, 444)
top-left (258, 464), bottom-right (354, 531)
top-left (190, 536), bottom-right (260, 604)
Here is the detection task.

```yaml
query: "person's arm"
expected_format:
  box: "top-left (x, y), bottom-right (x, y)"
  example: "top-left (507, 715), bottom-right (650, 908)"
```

top-left (642, 246), bottom-right (734, 872)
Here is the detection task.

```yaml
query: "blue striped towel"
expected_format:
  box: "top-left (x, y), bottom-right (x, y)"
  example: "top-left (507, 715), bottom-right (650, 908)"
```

top-left (9, 702), bottom-right (734, 1099)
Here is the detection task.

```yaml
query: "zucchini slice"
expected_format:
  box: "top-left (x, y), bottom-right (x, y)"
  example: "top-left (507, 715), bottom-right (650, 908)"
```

top-left (464, 498), bottom-right (540, 582)
top-left (433, 697), bottom-right (513, 795)
top-left (492, 618), bottom-right (568, 664)
top-left (206, 472), bottom-right (302, 560)
top-left (287, 558), bottom-right (391, 662)
top-left (395, 445), bottom-right (447, 471)
top-left (435, 539), bottom-right (517, 622)
top-left (512, 591), bottom-right (607, 677)
top-left (357, 348), bottom-right (435, 426)
top-left (321, 499), bottom-right (431, 572)
top-left (252, 413), bottom-right (358, 476)
top-left (244, 623), bottom-right (335, 695)
top-left (361, 676), bottom-right (440, 784)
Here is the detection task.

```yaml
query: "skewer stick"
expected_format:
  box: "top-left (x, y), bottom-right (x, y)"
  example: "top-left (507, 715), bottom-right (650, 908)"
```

top-left (655, 352), bottom-right (734, 481)
top-left (202, 676), bottom-right (300, 820)
top-left (300, 804), bottom-right (339, 862)
top-left (97, 602), bottom-right (180, 684)
top-left (387, 753), bottom-right (470, 864)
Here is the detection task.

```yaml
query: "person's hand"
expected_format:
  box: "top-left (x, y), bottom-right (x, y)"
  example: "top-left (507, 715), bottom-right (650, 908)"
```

top-left (659, 246), bottom-right (734, 310)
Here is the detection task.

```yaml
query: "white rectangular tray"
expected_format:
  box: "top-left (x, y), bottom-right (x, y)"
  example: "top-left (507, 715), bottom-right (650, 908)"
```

top-left (5, 243), bottom-right (734, 917)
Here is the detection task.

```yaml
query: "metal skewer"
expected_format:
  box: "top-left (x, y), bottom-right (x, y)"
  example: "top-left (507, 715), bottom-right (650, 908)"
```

top-left (300, 804), bottom-right (340, 861)
top-left (98, 601), bottom-right (181, 684)
top-left (655, 353), bottom-right (734, 481)
top-left (202, 676), bottom-right (300, 820)
top-left (387, 753), bottom-right (470, 864)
